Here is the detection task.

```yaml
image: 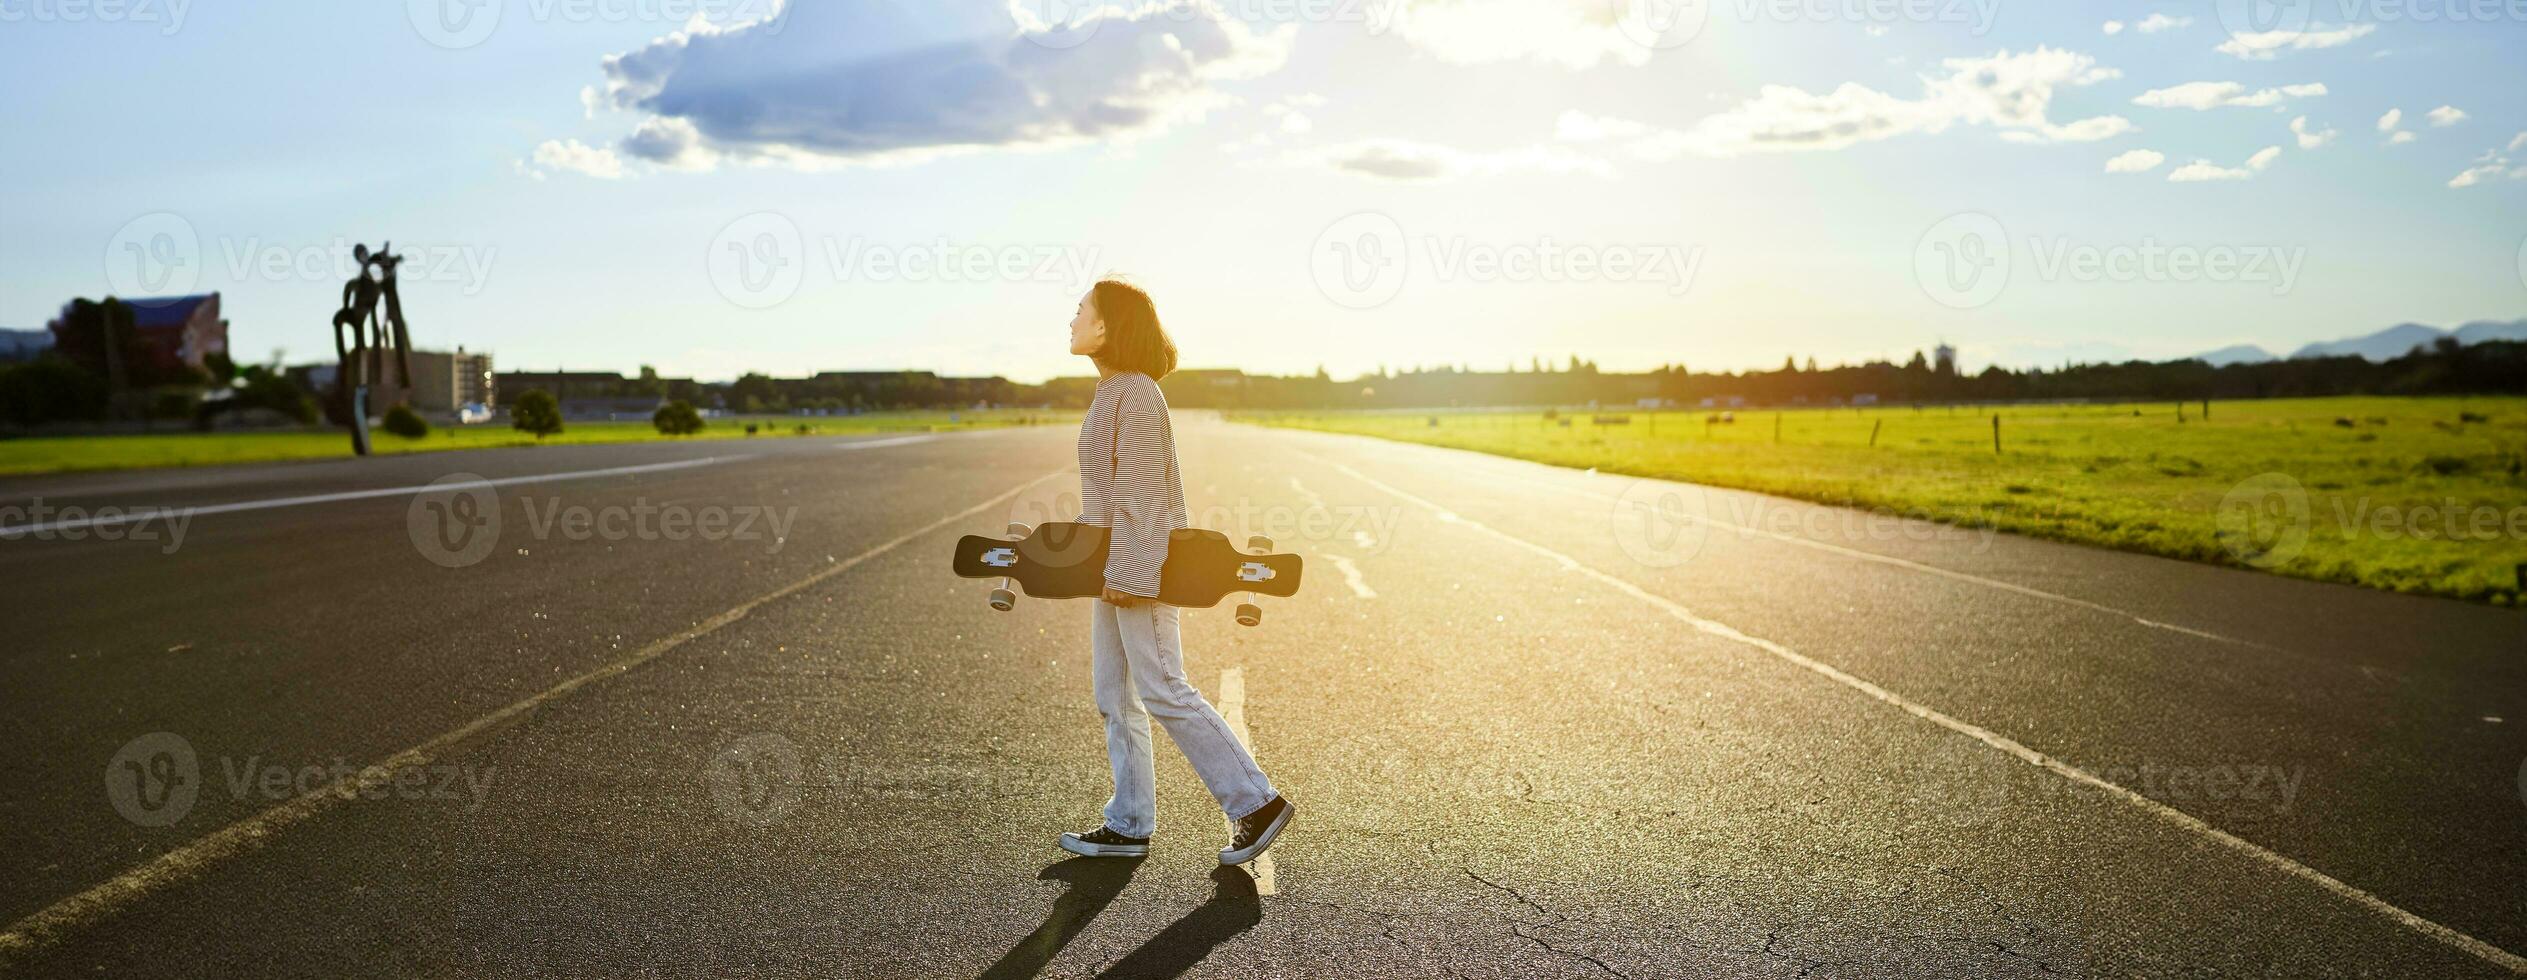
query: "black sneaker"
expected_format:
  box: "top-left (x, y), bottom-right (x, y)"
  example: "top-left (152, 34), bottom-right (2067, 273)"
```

top-left (1059, 825), bottom-right (1149, 858)
top-left (1220, 796), bottom-right (1293, 865)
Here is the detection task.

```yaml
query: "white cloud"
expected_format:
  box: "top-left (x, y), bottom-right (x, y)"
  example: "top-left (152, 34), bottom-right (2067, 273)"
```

top-left (2102, 20), bottom-right (2124, 34)
top-left (2448, 147), bottom-right (2525, 188)
top-left (2167, 146), bottom-right (2277, 182)
top-left (2290, 115), bottom-right (2337, 148)
top-left (2376, 108), bottom-right (2421, 145)
top-left (1554, 110), bottom-right (1694, 161)
top-left (2215, 22), bottom-right (2376, 59)
top-left (1375, 0), bottom-right (1668, 69)
top-left (593, 1), bottom-right (1288, 171)
top-left (2426, 105), bottom-right (2467, 127)
top-left (1293, 138), bottom-right (1612, 181)
top-left (1677, 48), bottom-right (2130, 155)
top-left (2509, 131), bottom-right (2527, 152)
top-left (2131, 81), bottom-right (2324, 110)
top-left (2104, 148), bottom-right (2165, 173)
top-left (2168, 159), bottom-right (2251, 181)
top-left (528, 139), bottom-right (626, 179)
top-left (2136, 13), bottom-right (2192, 33)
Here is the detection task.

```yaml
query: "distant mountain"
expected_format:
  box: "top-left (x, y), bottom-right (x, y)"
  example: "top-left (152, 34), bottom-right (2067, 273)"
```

top-left (2289, 323), bottom-right (2449, 361)
top-left (2191, 344), bottom-right (2276, 366)
top-left (2453, 319), bottom-right (2527, 346)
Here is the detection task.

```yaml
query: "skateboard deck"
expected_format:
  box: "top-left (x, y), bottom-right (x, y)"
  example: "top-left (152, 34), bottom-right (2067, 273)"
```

top-left (951, 522), bottom-right (1301, 609)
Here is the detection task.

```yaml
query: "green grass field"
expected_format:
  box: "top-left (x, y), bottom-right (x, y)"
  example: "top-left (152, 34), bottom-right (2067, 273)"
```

top-left (0, 410), bottom-right (1048, 478)
top-left (1240, 397), bottom-right (2527, 605)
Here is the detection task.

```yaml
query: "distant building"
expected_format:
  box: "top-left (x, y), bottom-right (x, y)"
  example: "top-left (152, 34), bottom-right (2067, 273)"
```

top-left (47, 293), bottom-right (229, 377)
top-left (393, 348), bottom-right (495, 414)
top-left (559, 395), bottom-right (665, 421)
top-left (497, 370), bottom-right (630, 399)
top-left (0, 328), bottom-right (53, 362)
top-left (1933, 343), bottom-right (1958, 377)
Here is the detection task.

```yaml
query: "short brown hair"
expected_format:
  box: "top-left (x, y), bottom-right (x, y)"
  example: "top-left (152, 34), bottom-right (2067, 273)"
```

top-left (1091, 279), bottom-right (1177, 381)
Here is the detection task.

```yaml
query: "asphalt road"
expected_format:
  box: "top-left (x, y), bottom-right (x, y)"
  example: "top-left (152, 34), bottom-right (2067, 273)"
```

top-left (1, 418), bottom-right (2522, 978)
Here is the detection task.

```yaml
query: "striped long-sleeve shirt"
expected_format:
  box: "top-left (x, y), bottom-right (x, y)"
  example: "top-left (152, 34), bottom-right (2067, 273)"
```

top-left (1078, 371), bottom-right (1187, 598)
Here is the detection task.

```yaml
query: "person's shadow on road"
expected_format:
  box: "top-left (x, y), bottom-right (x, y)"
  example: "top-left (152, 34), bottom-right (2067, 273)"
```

top-left (1092, 866), bottom-right (1263, 980)
top-left (978, 858), bottom-right (1143, 980)
top-left (978, 862), bottom-right (1263, 980)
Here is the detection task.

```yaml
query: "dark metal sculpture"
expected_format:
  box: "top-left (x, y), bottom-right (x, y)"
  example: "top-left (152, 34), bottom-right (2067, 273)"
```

top-left (329, 242), bottom-right (415, 455)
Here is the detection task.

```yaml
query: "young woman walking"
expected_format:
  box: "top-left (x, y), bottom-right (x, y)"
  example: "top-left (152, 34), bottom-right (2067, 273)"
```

top-left (1055, 279), bottom-right (1294, 866)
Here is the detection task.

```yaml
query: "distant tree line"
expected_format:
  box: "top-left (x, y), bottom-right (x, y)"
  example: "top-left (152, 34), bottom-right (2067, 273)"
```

top-left (11, 333), bottom-right (2522, 429)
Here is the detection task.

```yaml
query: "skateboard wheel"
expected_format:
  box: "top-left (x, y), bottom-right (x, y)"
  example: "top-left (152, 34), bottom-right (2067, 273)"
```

top-left (1006, 522), bottom-right (1032, 539)
top-left (989, 588), bottom-right (1016, 611)
top-left (1247, 535), bottom-right (1273, 553)
top-left (1234, 602), bottom-right (1261, 627)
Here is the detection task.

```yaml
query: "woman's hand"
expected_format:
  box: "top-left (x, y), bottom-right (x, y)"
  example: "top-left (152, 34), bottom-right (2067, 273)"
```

top-left (1101, 587), bottom-right (1148, 607)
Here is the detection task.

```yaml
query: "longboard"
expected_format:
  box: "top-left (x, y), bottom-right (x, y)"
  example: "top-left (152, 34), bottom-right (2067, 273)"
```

top-left (952, 522), bottom-right (1302, 625)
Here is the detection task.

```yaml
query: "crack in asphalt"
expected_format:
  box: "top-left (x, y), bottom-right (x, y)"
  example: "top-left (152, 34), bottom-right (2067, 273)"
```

top-left (1461, 868), bottom-right (1629, 978)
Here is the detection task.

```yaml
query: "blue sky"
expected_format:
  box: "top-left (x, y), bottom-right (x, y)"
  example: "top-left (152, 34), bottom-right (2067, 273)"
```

top-left (2, 0), bottom-right (2522, 383)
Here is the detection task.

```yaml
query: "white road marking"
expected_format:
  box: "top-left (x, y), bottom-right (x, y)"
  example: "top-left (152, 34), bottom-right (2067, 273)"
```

top-left (1287, 476), bottom-right (1324, 509)
top-left (1350, 439), bottom-right (2262, 650)
top-left (0, 469), bottom-right (1069, 959)
top-left (1215, 667), bottom-right (1277, 895)
top-left (1308, 453), bottom-right (2527, 975)
top-left (0, 434), bottom-right (943, 541)
top-left (0, 456), bottom-right (745, 538)
top-left (832, 435), bottom-right (937, 452)
top-left (1324, 553), bottom-right (1376, 599)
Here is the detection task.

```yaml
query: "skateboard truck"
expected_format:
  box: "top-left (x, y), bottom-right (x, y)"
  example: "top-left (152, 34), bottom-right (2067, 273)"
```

top-left (988, 522), bottom-right (1027, 611)
top-left (1235, 535), bottom-right (1271, 627)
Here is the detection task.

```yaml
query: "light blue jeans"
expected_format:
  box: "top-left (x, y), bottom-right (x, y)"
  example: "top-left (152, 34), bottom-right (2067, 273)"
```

top-left (1091, 599), bottom-right (1276, 837)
